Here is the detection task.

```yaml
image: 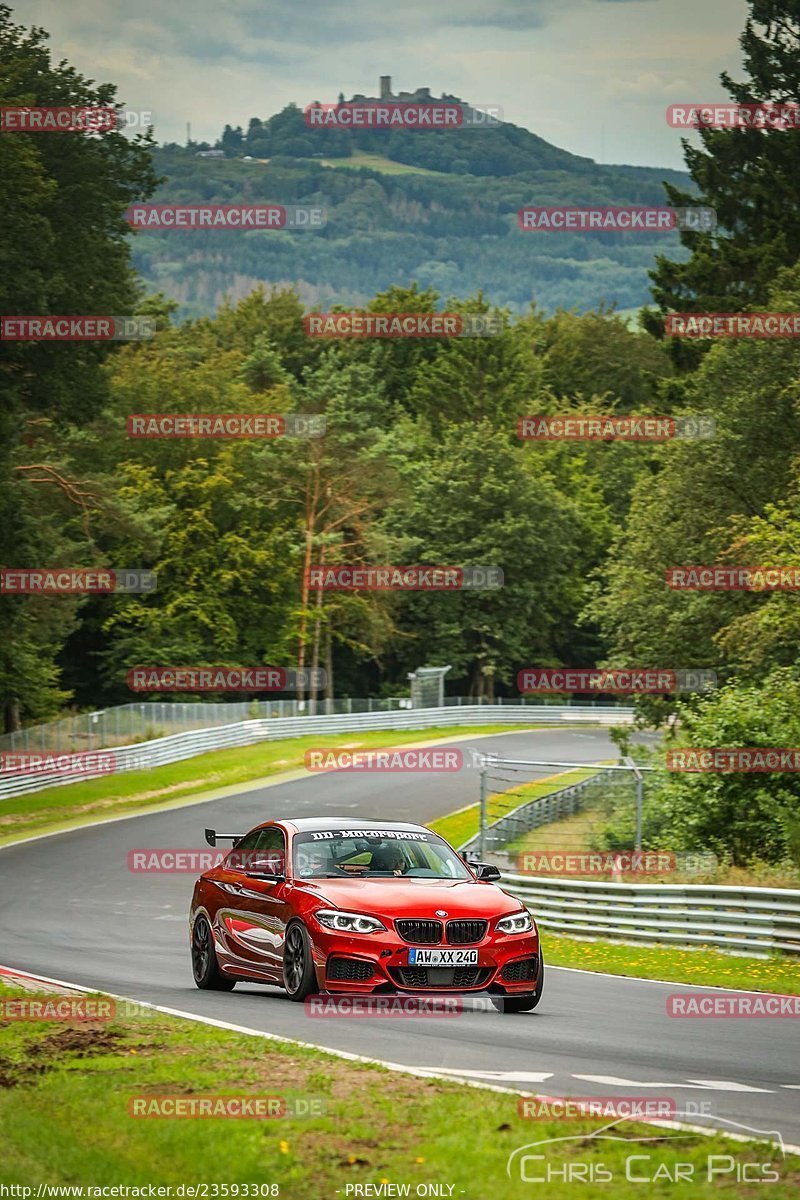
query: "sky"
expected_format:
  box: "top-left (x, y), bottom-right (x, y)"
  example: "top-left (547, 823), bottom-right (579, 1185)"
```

top-left (13, 0), bottom-right (750, 168)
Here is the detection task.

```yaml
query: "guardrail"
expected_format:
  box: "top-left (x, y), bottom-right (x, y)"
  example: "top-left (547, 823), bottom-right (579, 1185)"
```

top-left (0, 696), bottom-right (631, 755)
top-left (501, 874), bottom-right (800, 956)
top-left (0, 704), bottom-right (634, 801)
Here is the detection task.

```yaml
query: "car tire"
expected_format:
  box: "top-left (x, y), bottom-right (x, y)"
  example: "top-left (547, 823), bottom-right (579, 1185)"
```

top-left (192, 915), bottom-right (235, 991)
top-left (491, 950), bottom-right (545, 1013)
top-left (283, 921), bottom-right (317, 1001)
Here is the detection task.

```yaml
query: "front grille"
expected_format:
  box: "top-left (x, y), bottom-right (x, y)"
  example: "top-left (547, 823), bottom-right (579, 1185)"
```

top-left (395, 919), bottom-right (443, 945)
top-left (389, 967), bottom-right (491, 989)
top-left (327, 956), bottom-right (374, 982)
top-left (446, 919), bottom-right (488, 945)
top-left (502, 956), bottom-right (538, 983)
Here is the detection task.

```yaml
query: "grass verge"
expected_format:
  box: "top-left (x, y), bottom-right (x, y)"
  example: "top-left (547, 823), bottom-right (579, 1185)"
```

top-left (506, 810), bottom-right (800, 888)
top-left (0, 982), bottom-right (794, 1194)
top-left (542, 931), bottom-right (800, 994)
top-left (0, 724), bottom-right (536, 847)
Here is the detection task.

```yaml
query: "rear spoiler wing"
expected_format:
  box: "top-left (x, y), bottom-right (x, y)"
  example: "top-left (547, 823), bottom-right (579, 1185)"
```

top-left (205, 828), bottom-right (243, 848)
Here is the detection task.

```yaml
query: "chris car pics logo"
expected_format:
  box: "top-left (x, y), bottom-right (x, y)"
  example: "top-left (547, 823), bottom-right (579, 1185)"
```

top-left (507, 1117), bottom-right (784, 1184)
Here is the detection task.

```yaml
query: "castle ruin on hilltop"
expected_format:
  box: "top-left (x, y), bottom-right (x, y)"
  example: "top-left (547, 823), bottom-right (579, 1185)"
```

top-left (349, 77), bottom-right (462, 104)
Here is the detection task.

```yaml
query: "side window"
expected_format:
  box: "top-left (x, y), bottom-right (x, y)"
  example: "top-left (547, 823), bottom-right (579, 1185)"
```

top-left (228, 830), bottom-right (261, 854)
top-left (225, 828), bottom-right (271, 871)
top-left (255, 827), bottom-right (286, 876)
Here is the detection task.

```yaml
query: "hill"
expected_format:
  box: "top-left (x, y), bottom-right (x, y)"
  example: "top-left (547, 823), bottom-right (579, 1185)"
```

top-left (134, 83), bottom-right (693, 318)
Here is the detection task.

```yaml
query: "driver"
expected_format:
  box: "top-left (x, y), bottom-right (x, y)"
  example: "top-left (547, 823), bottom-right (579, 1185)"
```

top-left (369, 841), bottom-right (407, 875)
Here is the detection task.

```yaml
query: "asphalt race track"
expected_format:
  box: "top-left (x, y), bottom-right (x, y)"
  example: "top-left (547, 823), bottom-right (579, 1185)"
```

top-left (1, 728), bottom-right (797, 1148)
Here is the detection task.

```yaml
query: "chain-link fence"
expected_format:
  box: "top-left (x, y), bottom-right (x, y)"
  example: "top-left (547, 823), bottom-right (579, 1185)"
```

top-left (474, 758), bottom-right (638, 861)
top-left (0, 699), bottom-right (400, 754)
top-left (465, 767), bottom-right (625, 854)
top-left (460, 756), bottom-right (722, 882)
top-left (0, 695), bottom-right (633, 756)
top-left (466, 756), bottom-right (722, 882)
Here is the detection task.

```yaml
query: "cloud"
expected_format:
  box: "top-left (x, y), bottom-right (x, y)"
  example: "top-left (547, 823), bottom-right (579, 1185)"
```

top-left (13, 0), bottom-right (747, 168)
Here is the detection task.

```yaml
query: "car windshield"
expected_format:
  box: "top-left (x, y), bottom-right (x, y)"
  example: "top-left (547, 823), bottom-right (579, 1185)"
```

top-left (292, 828), bottom-right (471, 880)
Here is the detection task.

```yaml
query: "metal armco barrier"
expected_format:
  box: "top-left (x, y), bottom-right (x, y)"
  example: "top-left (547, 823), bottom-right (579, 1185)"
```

top-left (0, 704), bottom-right (634, 800)
top-left (500, 874), bottom-right (800, 956)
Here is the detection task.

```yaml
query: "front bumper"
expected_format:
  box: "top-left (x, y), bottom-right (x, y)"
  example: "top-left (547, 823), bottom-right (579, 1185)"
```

top-left (307, 920), bottom-right (541, 994)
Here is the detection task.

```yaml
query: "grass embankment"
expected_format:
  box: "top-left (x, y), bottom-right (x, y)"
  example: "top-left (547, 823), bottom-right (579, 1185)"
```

top-left (0, 982), bottom-right (794, 1194)
top-left (0, 724), bottom-right (535, 846)
top-left (428, 767), bottom-right (595, 848)
top-left (507, 811), bottom-right (800, 889)
top-left (542, 932), bottom-right (800, 994)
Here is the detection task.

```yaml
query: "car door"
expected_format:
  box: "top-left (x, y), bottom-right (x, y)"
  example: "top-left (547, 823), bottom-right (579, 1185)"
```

top-left (222, 827), bottom-right (291, 979)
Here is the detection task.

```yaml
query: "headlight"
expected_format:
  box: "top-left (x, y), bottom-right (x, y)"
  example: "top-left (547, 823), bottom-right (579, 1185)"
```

top-left (314, 909), bottom-right (387, 934)
top-left (496, 910), bottom-right (534, 934)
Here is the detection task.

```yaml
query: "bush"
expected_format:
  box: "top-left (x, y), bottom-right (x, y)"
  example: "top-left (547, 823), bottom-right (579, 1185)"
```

top-left (629, 670), bottom-right (800, 866)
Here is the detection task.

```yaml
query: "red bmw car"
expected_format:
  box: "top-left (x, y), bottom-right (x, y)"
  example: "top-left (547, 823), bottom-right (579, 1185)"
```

top-left (189, 817), bottom-right (543, 1012)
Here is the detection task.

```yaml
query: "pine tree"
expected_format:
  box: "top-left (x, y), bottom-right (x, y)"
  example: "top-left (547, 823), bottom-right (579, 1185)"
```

top-left (646, 1), bottom-right (800, 362)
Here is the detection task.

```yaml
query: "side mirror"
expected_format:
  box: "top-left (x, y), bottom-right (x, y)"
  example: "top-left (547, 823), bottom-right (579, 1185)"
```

top-left (474, 862), bottom-right (501, 881)
top-left (243, 855), bottom-right (285, 881)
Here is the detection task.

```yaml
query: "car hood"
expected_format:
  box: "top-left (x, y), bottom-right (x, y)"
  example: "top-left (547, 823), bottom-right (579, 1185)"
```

top-left (294, 876), bottom-right (524, 920)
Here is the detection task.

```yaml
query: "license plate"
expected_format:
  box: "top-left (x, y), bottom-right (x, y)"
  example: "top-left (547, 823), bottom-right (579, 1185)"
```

top-left (408, 948), bottom-right (478, 966)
